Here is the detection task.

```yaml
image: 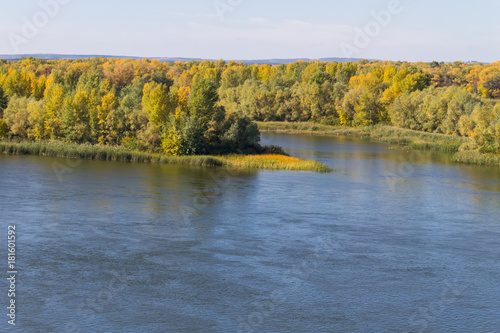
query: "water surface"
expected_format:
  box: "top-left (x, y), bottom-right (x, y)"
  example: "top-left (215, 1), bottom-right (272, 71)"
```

top-left (1, 133), bottom-right (499, 332)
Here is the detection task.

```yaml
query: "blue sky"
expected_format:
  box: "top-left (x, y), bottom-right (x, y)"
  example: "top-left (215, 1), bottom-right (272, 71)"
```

top-left (1, 0), bottom-right (499, 62)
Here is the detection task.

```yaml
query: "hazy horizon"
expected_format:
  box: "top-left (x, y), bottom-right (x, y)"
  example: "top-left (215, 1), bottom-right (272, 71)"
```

top-left (0, 53), bottom-right (496, 64)
top-left (1, 0), bottom-right (499, 63)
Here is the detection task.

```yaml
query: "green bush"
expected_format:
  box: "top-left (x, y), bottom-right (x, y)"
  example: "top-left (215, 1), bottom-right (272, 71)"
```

top-left (222, 117), bottom-right (261, 153)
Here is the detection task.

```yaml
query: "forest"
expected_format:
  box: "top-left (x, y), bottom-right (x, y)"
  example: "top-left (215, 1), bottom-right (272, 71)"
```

top-left (0, 57), bottom-right (499, 155)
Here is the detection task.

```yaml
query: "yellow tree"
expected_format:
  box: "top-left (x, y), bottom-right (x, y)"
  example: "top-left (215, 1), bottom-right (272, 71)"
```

top-left (470, 104), bottom-right (498, 152)
top-left (66, 91), bottom-right (92, 142)
top-left (43, 83), bottom-right (65, 138)
top-left (31, 74), bottom-right (47, 100)
top-left (172, 86), bottom-right (190, 118)
top-left (477, 67), bottom-right (500, 99)
top-left (381, 71), bottom-right (429, 106)
top-left (177, 71), bottom-right (193, 87)
top-left (142, 82), bottom-right (172, 128)
top-left (44, 74), bottom-right (57, 91)
top-left (27, 99), bottom-right (46, 140)
top-left (301, 63), bottom-right (320, 83)
top-left (97, 92), bottom-right (118, 144)
top-left (465, 65), bottom-right (482, 94)
top-left (3, 69), bottom-right (31, 97)
top-left (383, 66), bottom-right (397, 83)
top-left (257, 65), bottom-right (272, 82)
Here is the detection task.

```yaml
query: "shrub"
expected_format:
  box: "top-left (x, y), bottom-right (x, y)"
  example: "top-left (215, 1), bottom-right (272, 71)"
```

top-left (222, 117), bottom-right (261, 153)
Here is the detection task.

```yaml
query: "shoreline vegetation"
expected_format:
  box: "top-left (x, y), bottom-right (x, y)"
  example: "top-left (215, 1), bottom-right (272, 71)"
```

top-left (0, 140), bottom-right (333, 173)
top-left (1, 57), bottom-right (499, 169)
top-left (258, 122), bottom-right (500, 166)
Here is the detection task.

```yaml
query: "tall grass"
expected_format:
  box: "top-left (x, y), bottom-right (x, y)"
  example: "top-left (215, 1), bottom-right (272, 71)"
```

top-left (0, 140), bottom-right (332, 172)
top-left (367, 126), bottom-right (468, 153)
top-left (221, 154), bottom-right (333, 173)
top-left (452, 150), bottom-right (500, 166)
top-left (258, 122), bottom-right (367, 137)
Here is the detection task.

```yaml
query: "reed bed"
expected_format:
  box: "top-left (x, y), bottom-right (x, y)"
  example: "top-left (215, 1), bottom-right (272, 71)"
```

top-left (220, 154), bottom-right (333, 173)
top-left (0, 140), bottom-right (332, 172)
top-left (452, 150), bottom-right (500, 166)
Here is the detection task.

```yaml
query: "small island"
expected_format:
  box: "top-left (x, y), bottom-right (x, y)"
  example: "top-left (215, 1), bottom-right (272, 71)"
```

top-left (0, 58), bottom-right (331, 172)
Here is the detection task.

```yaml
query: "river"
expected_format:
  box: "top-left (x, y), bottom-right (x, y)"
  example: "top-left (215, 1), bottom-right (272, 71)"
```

top-left (0, 133), bottom-right (499, 332)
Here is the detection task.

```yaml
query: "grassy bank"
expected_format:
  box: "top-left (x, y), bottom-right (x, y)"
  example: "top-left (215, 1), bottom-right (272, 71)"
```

top-left (258, 122), bottom-right (469, 153)
top-left (258, 122), bottom-right (500, 167)
top-left (0, 140), bottom-right (332, 173)
top-left (452, 150), bottom-right (500, 166)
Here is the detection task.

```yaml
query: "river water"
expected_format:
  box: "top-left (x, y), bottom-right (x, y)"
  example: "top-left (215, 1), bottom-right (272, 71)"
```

top-left (0, 133), bottom-right (499, 332)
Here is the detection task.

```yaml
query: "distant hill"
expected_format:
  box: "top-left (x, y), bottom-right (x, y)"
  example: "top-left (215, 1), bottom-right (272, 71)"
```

top-left (0, 54), bottom-right (143, 61)
top-left (0, 54), bottom-right (365, 64)
top-left (234, 57), bottom-right (364, 65)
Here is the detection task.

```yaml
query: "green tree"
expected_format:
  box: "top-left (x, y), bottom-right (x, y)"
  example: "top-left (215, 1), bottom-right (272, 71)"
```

top-left (179, 115), bottom-right (207, 155)
top-left (222, 117), bottom-right (260, 153)
top-left (27, 99), bottom-right (46, 140)
top-left (62, 91), bottom-right (92, 142)
top-left (389, 90), bottom-right (425, 130)
top-left (0, 86), bottom-right (8, 115)
top-left (3, 96), bottom-right (31, 138)
top-left (0, 119), bottom-right (8, 138)
top-left (188, 78), bottom-right (220, 127)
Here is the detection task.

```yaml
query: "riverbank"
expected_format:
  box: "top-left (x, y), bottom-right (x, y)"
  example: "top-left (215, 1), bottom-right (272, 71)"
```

top-left (0, 140), bottom-right (332, 173)
top-left (257, 122), bottom-right (500, 167)
top-left (452, 150), bottom-right (500, 166)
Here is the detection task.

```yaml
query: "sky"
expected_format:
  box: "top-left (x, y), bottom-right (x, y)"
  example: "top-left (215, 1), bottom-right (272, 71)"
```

top-left (0, 0), bottom-right (499, 62)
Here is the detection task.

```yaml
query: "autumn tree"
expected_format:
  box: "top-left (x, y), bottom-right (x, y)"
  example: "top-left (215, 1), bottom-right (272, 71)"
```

top-left (3, 69), bottom-right (31, 97)
top-left (104, 61), bottom-right (135, 89)
top-left (62, 91), bottom-right (92, 142)
top-left (3, 96), bottom-right (31, 138)
top-left (142, 82), bottom-right (173, 129)
top-left (97, 92), bottom-right (119, 144)
top-left (477, 67), bottom-right (500, 99)
top-left (43, 83), bottom-right (65, 138)
top-left (27, 99), bottom-right (46, 140)
top-left (1, 57), bottom-right (498, 157)
top-left (31, 74), bottom-right (47, 100)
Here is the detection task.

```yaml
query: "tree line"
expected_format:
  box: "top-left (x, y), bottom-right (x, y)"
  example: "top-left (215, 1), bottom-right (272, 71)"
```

top-left (0, 57), bottom-right (499, 154)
